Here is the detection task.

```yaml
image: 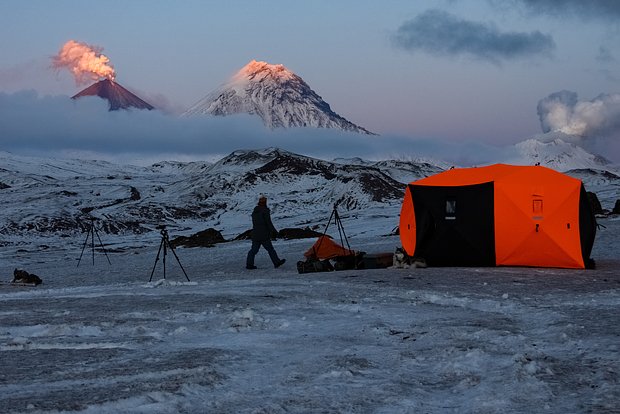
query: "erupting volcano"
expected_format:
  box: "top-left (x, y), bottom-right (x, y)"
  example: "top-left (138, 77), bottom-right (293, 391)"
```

top-left (184, 60), bottom-right (374, 134)
top-left (53, 40), bottom-right (154, 111)
top-left (71, 79), bottom-right (154, 111)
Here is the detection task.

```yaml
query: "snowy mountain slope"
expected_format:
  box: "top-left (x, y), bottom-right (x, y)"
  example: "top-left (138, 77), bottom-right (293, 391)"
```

top-left (156, 148), bottom-right (419, 237)
top-left (564, 168), bottom-right (620, 210)
top-left (184, 60), bottom-right (374, 134)
top-left (333, 157), bottom-right (447, 184)
top-left (0, 152), bottom-right (175, 236)
top-left (2, 145), bottom-right (618, 243)
top-left (0, 149), bottom-right (436, 240)
top-left (150, 160), bottom-right (213, 175)
top-left (512, 136), bottom-right (613, 172)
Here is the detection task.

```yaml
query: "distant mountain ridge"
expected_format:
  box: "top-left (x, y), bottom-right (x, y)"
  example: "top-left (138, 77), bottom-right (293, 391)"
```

top-left (0, 148), bottom-right (440, 239)
top-left (184, 60), bottom-right (374, 134)
top-left (1, 144), bottom-right (618, 241)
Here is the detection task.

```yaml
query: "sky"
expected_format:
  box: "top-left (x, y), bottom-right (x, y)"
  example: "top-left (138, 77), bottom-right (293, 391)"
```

top-left (0, 0), bottom-right (619, 164)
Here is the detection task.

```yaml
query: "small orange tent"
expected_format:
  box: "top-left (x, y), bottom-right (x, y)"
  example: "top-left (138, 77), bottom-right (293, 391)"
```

top-left (399, 164), bottom-right (597, 269)
top-left (304, 236), bottom-right (355, 260)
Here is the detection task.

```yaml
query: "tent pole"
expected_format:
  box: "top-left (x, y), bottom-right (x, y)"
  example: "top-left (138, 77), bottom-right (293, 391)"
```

top-left (313, 206), bottom-right (336, 258)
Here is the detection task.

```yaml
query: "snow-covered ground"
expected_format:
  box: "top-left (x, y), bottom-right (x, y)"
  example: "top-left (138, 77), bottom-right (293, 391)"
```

top-left (1, 217), bottom-right (619, 413)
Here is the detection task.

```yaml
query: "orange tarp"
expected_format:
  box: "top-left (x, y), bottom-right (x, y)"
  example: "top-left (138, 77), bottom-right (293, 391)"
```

top-left (304, 236), bottom-right (355, 260)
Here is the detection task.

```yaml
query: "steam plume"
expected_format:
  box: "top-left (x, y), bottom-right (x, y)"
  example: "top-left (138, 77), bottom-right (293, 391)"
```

top-left (537, 91), bottom-right (620, 138)
top-left (52, 40), bottom-right (116, 85)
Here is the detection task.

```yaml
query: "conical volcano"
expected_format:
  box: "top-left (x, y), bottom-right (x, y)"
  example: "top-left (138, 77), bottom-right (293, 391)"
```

top-left (184, 60), bottom-right (374, 134)
top-left (72, 79), bottom-right (154, 111)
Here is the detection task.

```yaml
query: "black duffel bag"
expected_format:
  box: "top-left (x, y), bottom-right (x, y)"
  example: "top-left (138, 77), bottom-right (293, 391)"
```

top-left (297, 258), bottom-right (334, 274)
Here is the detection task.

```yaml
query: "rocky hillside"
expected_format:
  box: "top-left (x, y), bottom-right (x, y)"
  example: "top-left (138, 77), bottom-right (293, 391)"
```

top-left (0, 149), bottom-right (441, 240)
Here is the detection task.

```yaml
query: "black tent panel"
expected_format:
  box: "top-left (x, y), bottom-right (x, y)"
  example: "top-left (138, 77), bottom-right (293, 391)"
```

top-left (578, 184), bottom-right (597, 268)
top-left (410, 183), bottom-right (496, 266)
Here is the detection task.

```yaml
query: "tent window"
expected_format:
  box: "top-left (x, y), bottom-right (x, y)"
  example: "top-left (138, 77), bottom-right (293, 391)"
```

top-left (445, 199), bottom-right (456, 220)
top-left (533, 199), bottom-right (543, 214)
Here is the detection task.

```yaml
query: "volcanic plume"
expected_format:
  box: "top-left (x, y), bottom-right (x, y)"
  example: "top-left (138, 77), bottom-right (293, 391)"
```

top-left (52, 40), bottom-right (116, 85)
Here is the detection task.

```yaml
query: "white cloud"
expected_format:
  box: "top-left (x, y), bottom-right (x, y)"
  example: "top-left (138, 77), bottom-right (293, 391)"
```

top-left (0, 90), bottom-right (518, 166)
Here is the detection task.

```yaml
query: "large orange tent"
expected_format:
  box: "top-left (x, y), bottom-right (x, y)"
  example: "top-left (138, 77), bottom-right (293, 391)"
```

top-left (399, 164), bottom-right (597, 269)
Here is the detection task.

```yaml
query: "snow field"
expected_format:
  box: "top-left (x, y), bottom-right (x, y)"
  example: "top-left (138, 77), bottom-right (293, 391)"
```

top-left (0, 220), bottom-right (619, 413)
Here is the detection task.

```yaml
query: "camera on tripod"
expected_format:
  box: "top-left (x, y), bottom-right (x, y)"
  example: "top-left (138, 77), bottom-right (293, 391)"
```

top-left (149, 223), bottom-right (190, 282)
top-left (77, 215), bottom-right (111, 267)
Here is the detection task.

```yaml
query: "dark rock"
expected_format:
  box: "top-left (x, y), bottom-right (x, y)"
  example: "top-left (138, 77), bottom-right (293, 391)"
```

top-left (0, 182), bottom-right (11, 189)
top-left (98, 220), bottom-right (150, 235)
top-left (235, 227), bottom-right (324, 241)
top-left (170, 228), bottom-right (225, 248)
top-left (587, 192), bottom-right (603, 215)
top-left (234, 229), bottom-right (253, 241)
top-left (6, 215), bottom-right (150, 236)
top-left (357, 171), bottom-right (404, 202)
top-left (613, 199), bottom-right (620, 214)
top-left (167, 206), bottom-right (200, 219)
top-left (253, 154), bottom-right (337, 180)
top-left (277, 227), bottom-right (323, 239)
top-left (130, 186), bottom-right (141, 201)
top-left (12, 269), bottom-right (42, 285)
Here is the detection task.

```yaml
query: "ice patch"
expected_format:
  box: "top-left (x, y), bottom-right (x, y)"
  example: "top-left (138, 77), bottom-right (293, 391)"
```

top-left (143, 279), bottom-right (198, 288)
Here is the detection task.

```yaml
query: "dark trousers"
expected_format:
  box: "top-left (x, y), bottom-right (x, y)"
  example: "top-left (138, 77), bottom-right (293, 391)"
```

top-left (246, 239), bottom-right (280, 267)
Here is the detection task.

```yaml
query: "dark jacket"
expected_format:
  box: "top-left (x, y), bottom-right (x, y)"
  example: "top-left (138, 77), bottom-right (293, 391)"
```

top-left (251, 205), bottom-right (277, 241)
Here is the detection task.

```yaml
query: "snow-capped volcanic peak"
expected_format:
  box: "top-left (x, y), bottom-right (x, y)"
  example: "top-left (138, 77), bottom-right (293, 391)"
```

top-left (184, 60), bottom-right (374, 134)
top-left (513, 136), bottom-right (612, 172)
top-left (233, 60), bottom-right (296, 85)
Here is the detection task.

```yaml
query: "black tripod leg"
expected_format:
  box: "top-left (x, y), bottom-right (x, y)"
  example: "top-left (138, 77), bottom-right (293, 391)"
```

top-left (334, 210), bottom-right (346, 254)
top-left (93, 226), bottom-right (112, 265)
top-left (162, 240), bottom-right (167, 280)
top-left (334, 209), bottom-right (358, 268)
top-left (149, 237), bottom-right (165, 282)
top-left (166, 240), bottom-right (191, 282)
top-left (314, 208), bottom-right (336, 256)
top-left (77, 226), bottom-right (92, 268)
top-left (338, 214), bottom-right (354, 252)
top-left (91, 226), bottom-right (95, 265)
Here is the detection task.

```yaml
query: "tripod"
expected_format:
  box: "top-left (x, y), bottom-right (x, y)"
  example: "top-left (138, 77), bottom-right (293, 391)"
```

top-left (314, 203), bottom-right (356, 265)
top-left (77, 217), bottom-right (111, 267)
top-left (149, 226), bottom-right (190, 282)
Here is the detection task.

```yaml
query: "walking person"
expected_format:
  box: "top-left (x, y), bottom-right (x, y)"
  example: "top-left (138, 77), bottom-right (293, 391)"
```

top-left (246, 195), bottom-right (286, 270)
